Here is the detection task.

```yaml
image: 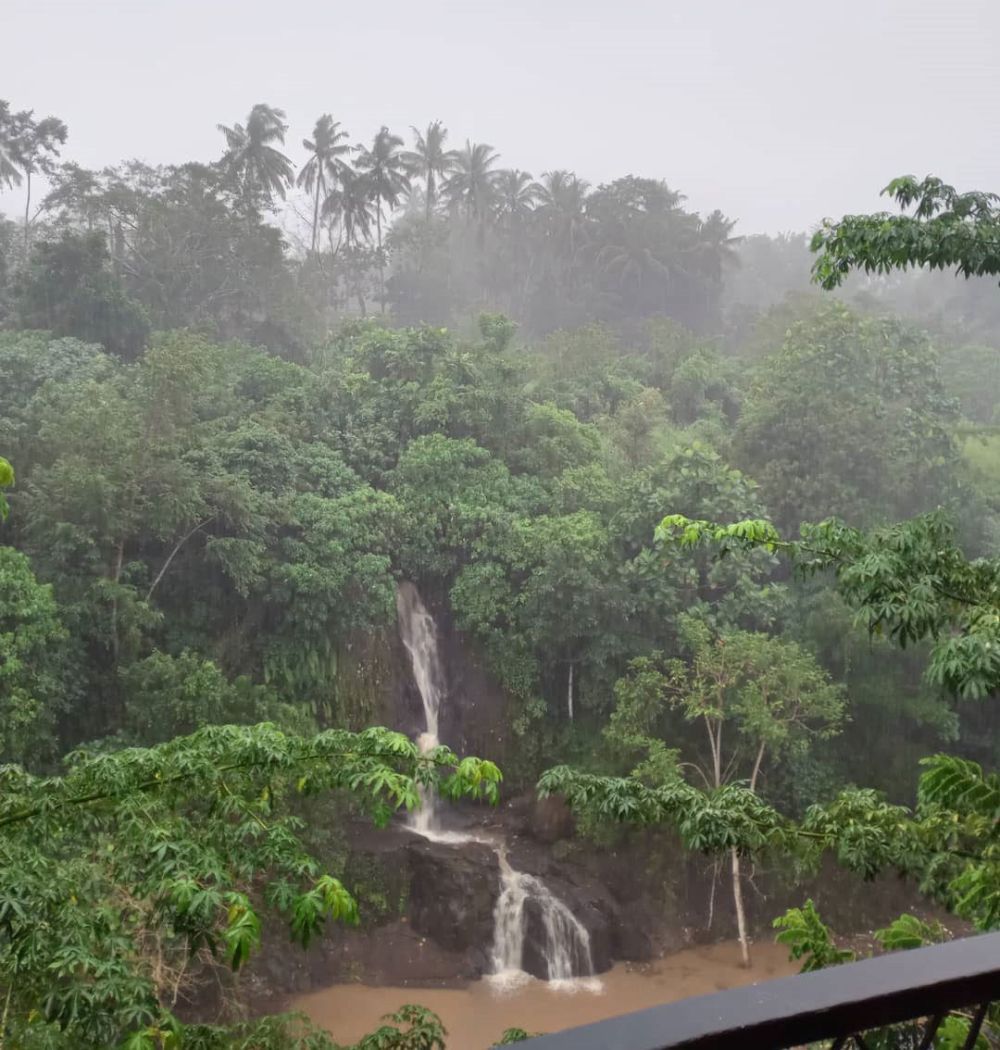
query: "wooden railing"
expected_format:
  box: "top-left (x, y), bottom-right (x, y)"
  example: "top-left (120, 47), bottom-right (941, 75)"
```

top-left (510, 932), bottom-right (1000, 1049)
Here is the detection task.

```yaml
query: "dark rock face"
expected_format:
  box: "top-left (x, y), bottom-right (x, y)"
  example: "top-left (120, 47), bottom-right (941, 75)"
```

top-left (328, 590), bottom-right (690, 989)
top-left (528, 795), bottom-right (574, 844)
top-left (438, 622), bottom-right (510, 765)
top-left (520, 898), bottom-right (551, 979)
top-left (315, 920), bottom-right (483, 986)
top-left (334, 627), bottom-right (424, 736)
top-left (406, 838), bottom-right (500, 959)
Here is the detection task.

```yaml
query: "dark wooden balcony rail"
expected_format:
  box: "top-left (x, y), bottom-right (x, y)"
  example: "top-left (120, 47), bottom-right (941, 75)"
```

top-left (510, 932), bottom-right (1000, 1050)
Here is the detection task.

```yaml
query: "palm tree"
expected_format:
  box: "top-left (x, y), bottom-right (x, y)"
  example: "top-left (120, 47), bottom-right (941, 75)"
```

top-left (597, 236), bottom-right (671, 293)
top-left (297, 115), bottom-right (351, 253)
top-left (401, 121), bottom-right (455, 221)
top-left (354, 126), bottom-right (409, 251)
top-left (444, 141), bottom-right (500, 220)
top-left (217, 103), bottom-right (294, 210)
top-left (494, 169), bottom-right (539, 228)
top-left (323, 167), bottom-right (375, 251)
top-left (536, 170), bottom-right (591, 257)
top-left (323, 167), bottom-right (376, 316)
top-left (695, 209), bottom-right (742, 283)
top-left (354, 126), bottom-right (409, 310)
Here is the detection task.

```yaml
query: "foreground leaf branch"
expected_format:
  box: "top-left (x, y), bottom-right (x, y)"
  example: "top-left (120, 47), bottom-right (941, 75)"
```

top-left (0, 722), bottom-right (501, 1048)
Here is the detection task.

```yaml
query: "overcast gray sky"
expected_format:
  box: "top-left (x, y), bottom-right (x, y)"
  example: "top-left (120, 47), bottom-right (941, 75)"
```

top-left (4, 0), bottom-right (999, 234)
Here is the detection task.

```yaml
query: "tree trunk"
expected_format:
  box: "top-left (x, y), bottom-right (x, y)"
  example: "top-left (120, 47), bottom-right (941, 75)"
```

top-left (146, 518), bottom-right (212, 601)
top-left (567, 661), bottom-right (574, 721)
top-left (731, 847), bottom-right (751, 968)
top-left (750, 742), bottom-right (766, 793)
top-left (312, 181), bottom-right (321, 254)
top-left (23, 169), bottom-right (31, 253)
top-left (376, 207), bottom-right (385, 313)
top-left (0, 981), bottom-right (12, 1050)
top-left (110, 539), bottom-right (125, 667)
top-left (113, 221), bottom-right (124, 278)
top-left (706, 858), bottom-right (720, 930)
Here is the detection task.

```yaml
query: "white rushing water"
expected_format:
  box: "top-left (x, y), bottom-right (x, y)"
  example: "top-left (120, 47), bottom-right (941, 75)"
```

top-left (489, 850), bottom-right (596, 990)
top-left (396, 581), bottom-right (447, 837)
top-left (396, 581), bottom-right (599, 989)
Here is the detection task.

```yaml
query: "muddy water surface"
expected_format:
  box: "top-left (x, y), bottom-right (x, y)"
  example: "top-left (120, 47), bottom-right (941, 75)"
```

top-left (293, 940), bottom-right (797, 1050)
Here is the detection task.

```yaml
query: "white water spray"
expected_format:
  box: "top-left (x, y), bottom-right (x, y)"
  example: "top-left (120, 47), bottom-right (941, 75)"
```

top-left (396, 582), bottom-right (599, 988)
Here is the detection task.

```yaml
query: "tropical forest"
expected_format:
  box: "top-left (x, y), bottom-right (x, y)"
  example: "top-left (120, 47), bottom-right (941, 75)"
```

top-left (2, 54), bottom-right (1000, 1050)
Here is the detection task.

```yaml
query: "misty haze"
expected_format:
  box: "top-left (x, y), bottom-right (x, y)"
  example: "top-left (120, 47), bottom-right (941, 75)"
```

top-left (2, 2), bottom-right (1000, 1048)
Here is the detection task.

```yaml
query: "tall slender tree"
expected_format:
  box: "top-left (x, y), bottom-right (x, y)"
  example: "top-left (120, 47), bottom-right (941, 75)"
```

top-left (13, 111), bottom-right (68, 250)
top-left (217, 103), bottom-right (294, 210)
top-left (323, 168), bottom-right (375, 251)
top-left (354, 126), bottom-right (409, 310)
top-left (297, 114), bottom-right (351, 253)
top-left (323, 168), bottom-right (376, 315)
top-left (533, 170), bottom-right (592, 310)
top-left (695, 209), bottom-right (742, 283)
top-left (402, 120), bottom-right (455, 221)
top-left (536, 170), bottom-right (591, 255)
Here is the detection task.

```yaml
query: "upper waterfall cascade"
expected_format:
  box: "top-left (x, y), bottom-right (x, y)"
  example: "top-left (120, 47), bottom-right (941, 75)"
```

top-left (395, 581), bottom-right (597, 986)
top-left (396, 581), bottom-right (447, 836)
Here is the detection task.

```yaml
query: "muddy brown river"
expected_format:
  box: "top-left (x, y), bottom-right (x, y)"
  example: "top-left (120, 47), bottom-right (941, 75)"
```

top-left (292, 940), bottom-right (798, 1049)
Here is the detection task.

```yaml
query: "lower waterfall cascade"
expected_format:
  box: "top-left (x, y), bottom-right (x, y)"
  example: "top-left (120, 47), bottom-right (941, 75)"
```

top-left (396, 581), bottom-right (598, 988)
top-left (490, 851), bottom-right (595, 985)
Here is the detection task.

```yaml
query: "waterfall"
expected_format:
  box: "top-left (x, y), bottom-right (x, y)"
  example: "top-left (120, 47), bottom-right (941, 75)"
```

top-left (396, 581), bottom-right (447, 836)
top-left (396, 581), bottom-right (599, 988)
top-left (490, 851), bottom-right (595, 987)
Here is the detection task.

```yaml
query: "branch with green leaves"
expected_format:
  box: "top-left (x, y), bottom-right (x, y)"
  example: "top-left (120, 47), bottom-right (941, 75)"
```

top-left (810, 174), bottom-right (1000, 289)
top-left (0, 722), bottom-right (500, 1049)
top-left (656, 511), bottom-right (1000, 699)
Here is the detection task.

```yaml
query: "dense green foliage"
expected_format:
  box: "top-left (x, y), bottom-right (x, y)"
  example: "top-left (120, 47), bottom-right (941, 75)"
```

top-left (0, 318), bottom-right (793, 761)
top-left (4, 97), bottom-right (1000, 1047)
top-left (734, 303), bottom-right (958, 529)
